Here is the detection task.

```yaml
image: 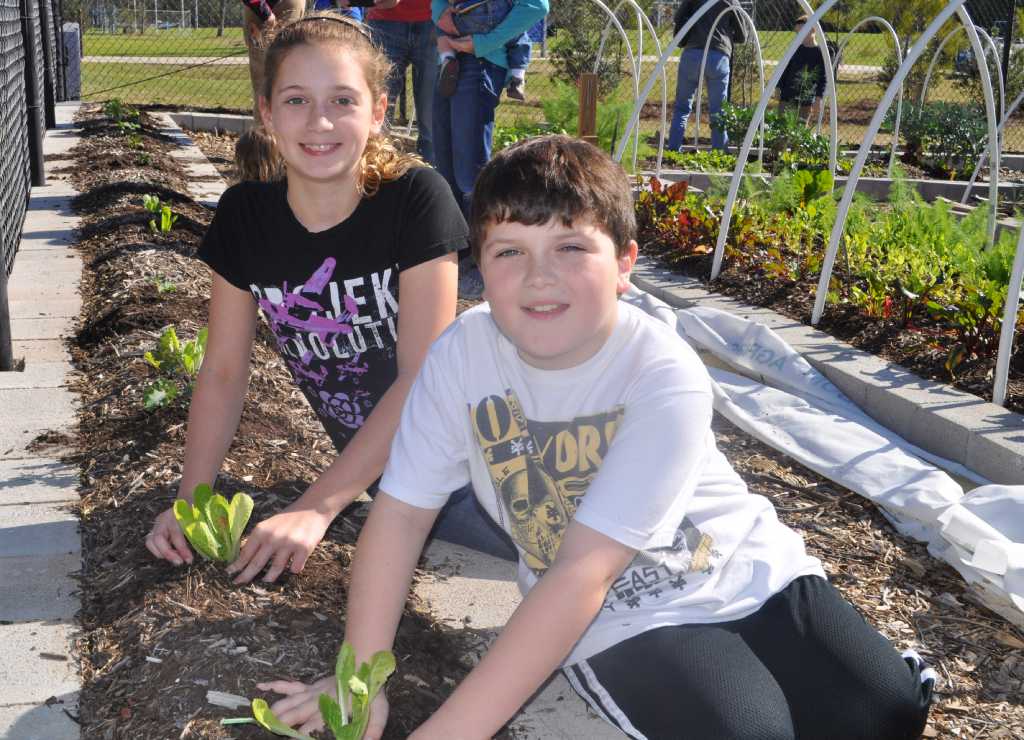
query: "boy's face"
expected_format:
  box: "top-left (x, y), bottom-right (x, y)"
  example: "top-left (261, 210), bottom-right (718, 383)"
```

top-left (478, 218), bottom-right (637, 371)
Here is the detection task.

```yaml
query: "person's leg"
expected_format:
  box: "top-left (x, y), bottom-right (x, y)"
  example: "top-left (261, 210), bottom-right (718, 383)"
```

top-left (432, 84), bottom-right (458, 206)
top-left (368, 20), bottom-right (412, 128)
top-left (428, 484), bottom-right (517, 560)
top-left (408, 20), bottom-right (438, 164)
top-left (447, 54), bottom-right (505, 217)
top-left (666, 47), bottom-right (703, 151)
top-left (705, 48), bottom-right (731, 151)
top-left (740, 575), bottom-right (934, 740)
top-left (570, 623), bottom-right (796, 739)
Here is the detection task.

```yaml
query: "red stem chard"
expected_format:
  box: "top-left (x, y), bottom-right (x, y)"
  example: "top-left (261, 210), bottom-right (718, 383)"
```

top-left (172, 484), bottom-right (253, 562)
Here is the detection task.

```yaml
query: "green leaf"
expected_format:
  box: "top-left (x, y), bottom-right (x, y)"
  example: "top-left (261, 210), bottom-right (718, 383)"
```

top-left (365, 650), bottom-right (396, 701)
top-left (226, 493), bottom-right (254, 562)
top-left (193, 483), bottom-right (214, 514)
top-left (251, 698), bottom-right (314, 740)
top-left (173, 498), bottom-right (200, 528)
top-left (183, 520), bottom-right (221, 561)
top-left (336, 642), bottom-right (356, 726)
top-left (142, 379), bottom-right (178, 410)
top-left (143, 350), bottom-right (162, 370)
top-left (319, 694), bottom-right (345, 738)
top-left (206, 494), bottom-right (233, 561)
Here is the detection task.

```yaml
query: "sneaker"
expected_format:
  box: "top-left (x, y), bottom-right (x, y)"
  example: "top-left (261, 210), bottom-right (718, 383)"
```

top-left (505, 76), bottom-right (525, 101)
top-left (438, 56), bottom-right (460, 98)
top-left (457, 258), bottom-right (485, 300)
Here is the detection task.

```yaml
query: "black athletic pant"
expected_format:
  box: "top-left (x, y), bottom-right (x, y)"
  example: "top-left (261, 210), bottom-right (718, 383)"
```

top-left (565, 576), bottom-right (933, 740)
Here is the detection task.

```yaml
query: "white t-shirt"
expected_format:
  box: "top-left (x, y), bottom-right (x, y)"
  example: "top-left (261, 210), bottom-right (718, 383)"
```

top-left (382, 301), bottom-right (824, 665)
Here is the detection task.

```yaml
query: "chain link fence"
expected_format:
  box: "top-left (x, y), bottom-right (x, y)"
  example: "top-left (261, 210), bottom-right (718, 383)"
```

top-left (1, 0), bottom-right (65, 278)
top-left (74, 0), bottom-right (1021, 154)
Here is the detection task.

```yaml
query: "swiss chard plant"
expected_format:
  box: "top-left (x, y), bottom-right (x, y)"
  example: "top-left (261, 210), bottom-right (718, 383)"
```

top-left (233, 643), bottom-right (396, 740)
top-left (142, 325), bottom-right (207, 410)
top-left (173, 483), bottom-right (254, 562)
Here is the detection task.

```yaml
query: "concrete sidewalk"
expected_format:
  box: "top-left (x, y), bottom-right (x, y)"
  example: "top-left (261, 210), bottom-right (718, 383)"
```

top-left (0, 102), bottom-right (83, 739)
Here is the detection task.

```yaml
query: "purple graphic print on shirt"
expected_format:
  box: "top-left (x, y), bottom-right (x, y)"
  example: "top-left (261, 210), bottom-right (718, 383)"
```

top-left (250, 257), bottom-right (400, 439)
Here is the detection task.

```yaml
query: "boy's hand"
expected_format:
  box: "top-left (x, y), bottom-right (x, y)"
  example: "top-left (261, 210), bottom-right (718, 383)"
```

top-left (436, 35), bottom-right (454, 53)
top-left (258, 677), bottom-right (389, 739)
top-left (145, 506), bottom-right (193, 566)
top-left (226, 505), bottom-right (332, 584)
top-left (448, 35), bottom-right (474, 54)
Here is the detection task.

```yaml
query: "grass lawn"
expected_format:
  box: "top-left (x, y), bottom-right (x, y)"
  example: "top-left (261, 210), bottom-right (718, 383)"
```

top-left (85, 27), bottom-right (248, 57)
top-left (82, 61), bottom-right (252, 109)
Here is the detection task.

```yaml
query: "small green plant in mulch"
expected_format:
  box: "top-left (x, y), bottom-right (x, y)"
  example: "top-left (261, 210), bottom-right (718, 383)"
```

top-left (173, 483), bottom-right (254, 563)
top-left (142, 324), bottom-right (207, 409)
top-left (142, 194), bottom-right (179, 234)
top-left (226, 643), bottom-right (396, 740)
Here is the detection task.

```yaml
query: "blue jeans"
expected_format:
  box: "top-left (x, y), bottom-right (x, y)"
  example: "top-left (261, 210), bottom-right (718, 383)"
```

top-left (667, 47), bottom-right (730, 151)
top-left (368, 19), bottom-right (437, 163)
top-left (430, 483), bottom-right (517, 560)
top-left (433, 53), bottom-right (506, 217)
top-left (451, 0), bottom-right (531, 73)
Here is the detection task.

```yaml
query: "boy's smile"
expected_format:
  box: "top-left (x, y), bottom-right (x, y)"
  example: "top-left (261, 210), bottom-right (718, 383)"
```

top-left (479, 219), bottom-right (637, 370)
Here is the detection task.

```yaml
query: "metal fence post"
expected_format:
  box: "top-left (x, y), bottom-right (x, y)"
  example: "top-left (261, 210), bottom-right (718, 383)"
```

top-left (1003, 0), bottom-right (1016, 83)
top-left (21, 0), bottom-right (46, 186)
top-left (0, 262), bottom-right (12, 371)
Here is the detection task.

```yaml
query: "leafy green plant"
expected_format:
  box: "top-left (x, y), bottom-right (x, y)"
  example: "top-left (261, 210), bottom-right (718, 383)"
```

top-left (142, 325), bottom-right (207, 409)
top-left (493, 122), bottom-right (566, 152)
top-left (137, 152), bottom-right (152, 166)
top-left (234, 643), bottom-right (396, 740)
top-left (711, 103), bottom-right (830, 174)
top-left (116, 119), bottom-right (141, 135)
top-left (103, 98), bottom-right (139, 123)
top-left (142, 194), bottom-right (179, 234)
top-left (659, 148), bottom-right (738, 172)
top-left (153, 276), bottom-right (177, 294)
top-left (891, 102), bottom-right (987, 178)
top-left (173, 484), bottom-right (254, 562)
top-left (540, 82), bottom-right (632, 156)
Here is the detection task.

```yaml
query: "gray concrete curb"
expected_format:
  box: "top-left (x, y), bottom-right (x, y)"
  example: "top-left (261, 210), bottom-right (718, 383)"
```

top-left (631, 256), bottom-right (1024, 484)
top-left (0, 101), bottom-right (84, 740)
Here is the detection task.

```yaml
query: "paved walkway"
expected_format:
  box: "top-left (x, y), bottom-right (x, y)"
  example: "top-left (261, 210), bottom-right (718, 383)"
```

top-left (0, 102), bottom-right (83, 739)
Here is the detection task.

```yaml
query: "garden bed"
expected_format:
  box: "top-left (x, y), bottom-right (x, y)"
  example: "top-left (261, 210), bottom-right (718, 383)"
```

top-left (636, 175), bottom-right (1024, 416)
top-left (63, 105), bottom-right (1024, 739)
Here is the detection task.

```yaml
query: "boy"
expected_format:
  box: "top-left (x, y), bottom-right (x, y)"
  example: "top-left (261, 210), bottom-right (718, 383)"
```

top-left (436, 0), bottom-right (532, 100)
top-left (777, 13), bottom-right (828, 124)
top-left (263, 135), bottom-right (935, 739)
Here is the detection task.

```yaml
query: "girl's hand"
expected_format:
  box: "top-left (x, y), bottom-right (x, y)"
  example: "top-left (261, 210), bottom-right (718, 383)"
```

top-left (258, 677), bottom-right (389, 739)
top-left (145, 506), bottom-right (194, 566)
top-left (226, 505), bottom-right (333, 584)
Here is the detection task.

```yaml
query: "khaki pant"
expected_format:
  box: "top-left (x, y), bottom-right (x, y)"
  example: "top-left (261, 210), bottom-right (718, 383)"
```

top-left (243, 0), bottom-right (305, 126)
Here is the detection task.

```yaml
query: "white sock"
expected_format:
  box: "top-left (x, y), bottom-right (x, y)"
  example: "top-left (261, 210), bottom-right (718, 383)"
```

top-left (439, 50), bottom-right (455, 64)
top-left (509, 69), bottom-right (525, 81)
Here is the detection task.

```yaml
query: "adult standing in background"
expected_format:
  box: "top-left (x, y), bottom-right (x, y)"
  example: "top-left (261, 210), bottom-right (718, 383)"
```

top-left (367, 0), bottom-right (438, 163)
top-left (776, 14), bottom-right (827, 125)
top-left (430, 0), bottom-right (547, 298)
top-left (430, 0), bottom-right (547, 217)
top-left (240, 0), bottom-right (305, 126)
top-left (667, 0), bottom-right (746, 152)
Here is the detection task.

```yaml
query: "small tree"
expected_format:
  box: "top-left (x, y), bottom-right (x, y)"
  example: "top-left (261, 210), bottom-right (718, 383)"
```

top-left (546, 0), bottom-right (627, 97)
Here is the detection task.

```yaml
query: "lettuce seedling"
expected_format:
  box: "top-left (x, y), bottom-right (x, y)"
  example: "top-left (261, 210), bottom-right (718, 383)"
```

top-left (142, 194), bottom-right (161, 214)
top-left (173, 484), bottom-right (254, 562)
top-left (243, 642), bottom-right (395, 740)
top-left (142, 325), bottom-right (207, 409)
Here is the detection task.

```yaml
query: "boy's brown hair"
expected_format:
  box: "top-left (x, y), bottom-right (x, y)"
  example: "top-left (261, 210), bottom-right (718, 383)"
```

top-left (469, 135), bottom-right (636, 263)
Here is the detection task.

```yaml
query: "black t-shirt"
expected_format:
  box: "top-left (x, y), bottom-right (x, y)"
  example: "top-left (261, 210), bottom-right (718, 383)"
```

top-left (778, 45), bottom-right (827, 104)
top-left (199, 166), bottom-right (467, 452)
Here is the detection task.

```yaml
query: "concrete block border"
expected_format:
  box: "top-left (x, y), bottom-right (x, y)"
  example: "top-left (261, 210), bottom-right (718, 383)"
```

top-left (630, 256), bottom-right (1024, 485)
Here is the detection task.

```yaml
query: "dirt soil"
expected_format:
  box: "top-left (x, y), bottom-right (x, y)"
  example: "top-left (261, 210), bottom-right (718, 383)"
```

top-left (61, 106), bottom-right (1024, 739)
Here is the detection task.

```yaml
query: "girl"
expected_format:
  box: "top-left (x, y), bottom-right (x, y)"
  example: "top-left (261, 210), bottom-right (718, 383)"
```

top-left (146, 13), bottom-right (511, 583)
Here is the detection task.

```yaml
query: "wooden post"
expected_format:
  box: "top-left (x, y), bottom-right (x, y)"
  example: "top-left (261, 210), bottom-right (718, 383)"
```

top-left (578, 73), bottom-right (598, 146)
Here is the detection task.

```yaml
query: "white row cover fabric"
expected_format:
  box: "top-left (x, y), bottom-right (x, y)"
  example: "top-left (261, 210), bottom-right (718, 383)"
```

top-left (623, 287), bottom-right (1024, 627)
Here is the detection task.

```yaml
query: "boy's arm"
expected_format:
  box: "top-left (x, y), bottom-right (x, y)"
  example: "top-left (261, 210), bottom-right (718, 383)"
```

top-left (469, 0), bottom-right (547, 61)
top-left (265, 492), bottom-right (439, 733)
top-left (410, 520), bottom-right (636, 740)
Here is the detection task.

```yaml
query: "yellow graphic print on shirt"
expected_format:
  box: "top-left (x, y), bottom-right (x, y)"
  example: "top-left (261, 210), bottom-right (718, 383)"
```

top-left (470, 390), bottom-right (624, 573)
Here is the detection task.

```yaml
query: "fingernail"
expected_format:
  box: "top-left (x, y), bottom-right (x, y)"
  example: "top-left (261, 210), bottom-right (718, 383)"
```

top-left (171, 558), bottom-right (182, 565)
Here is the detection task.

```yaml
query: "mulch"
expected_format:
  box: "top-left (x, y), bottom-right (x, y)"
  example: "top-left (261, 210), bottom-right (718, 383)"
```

top-left (58, 104), bottom-right (1024, 739)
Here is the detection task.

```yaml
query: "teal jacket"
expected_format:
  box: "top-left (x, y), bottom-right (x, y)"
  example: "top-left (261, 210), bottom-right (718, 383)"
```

top-left (432, 0), bottom-right (548, 69)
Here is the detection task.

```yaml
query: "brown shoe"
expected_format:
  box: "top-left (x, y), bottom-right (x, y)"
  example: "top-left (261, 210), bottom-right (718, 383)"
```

top-left (438, 56), bottom-right (460, 98)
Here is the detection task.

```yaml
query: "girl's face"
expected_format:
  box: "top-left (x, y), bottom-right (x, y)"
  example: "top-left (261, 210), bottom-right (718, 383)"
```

top-left (260, 43), bottom-right (387, 188)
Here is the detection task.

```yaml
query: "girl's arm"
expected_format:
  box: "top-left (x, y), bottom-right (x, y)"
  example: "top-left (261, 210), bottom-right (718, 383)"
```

top-left (145, 273), bottom-right (258, 564)
top-left (411, 520), bottom-right (637, 739)
top-left (256, 492), bottom-right (439, 738)
top-left (226, 253), bottom-right (458, 584)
